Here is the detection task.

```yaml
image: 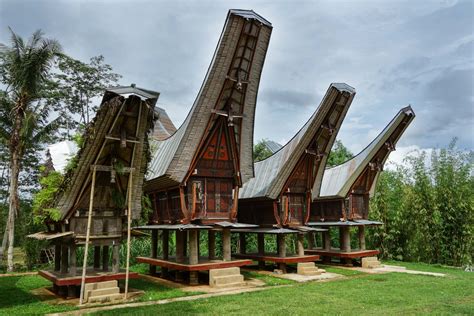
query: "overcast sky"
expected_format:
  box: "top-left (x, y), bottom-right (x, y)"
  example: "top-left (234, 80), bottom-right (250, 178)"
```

top-left (1, 0), bottom-right (473, 159)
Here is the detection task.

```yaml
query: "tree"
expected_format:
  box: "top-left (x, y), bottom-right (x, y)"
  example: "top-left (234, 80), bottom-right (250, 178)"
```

top-left (327, 140), bottom-right (353, 167)
top-left (0, 28), bottom-right (62, 271)
top-left (253, 139), bottom-right (273, 162)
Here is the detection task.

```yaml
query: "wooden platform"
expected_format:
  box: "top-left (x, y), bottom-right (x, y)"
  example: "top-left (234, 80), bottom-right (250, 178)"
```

top-left (136, 256), bottom-right (253, 271)
top-left (39, 269), bottom-right (139, 286)
top-left (234, 253), bottom-right (320, 264)
top-left (305, 249), bottom-right (379, 259)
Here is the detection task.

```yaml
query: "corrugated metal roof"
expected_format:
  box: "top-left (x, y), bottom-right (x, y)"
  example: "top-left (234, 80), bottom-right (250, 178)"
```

top-left (106, 85), bottom-right (159, 102)
top-left (152, 107), bottom-right (177, 141)
top-left (146, 10), bottom-right (272, 188)
top-left (263, 140), bottom-right (282, 153)
top-left (239, 83), bottom-right (355, 200)
top-left (319, 106), bottom-right (415, 198)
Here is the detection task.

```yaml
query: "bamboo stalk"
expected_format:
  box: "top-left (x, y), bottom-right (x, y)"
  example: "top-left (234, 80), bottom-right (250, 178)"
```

top-left (79, 167), bottom-right (96, 305)
top-left (124, 169), bottom-right (133, 299)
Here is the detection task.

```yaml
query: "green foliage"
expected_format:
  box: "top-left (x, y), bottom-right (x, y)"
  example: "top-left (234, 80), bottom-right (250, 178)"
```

top-left (32, 171), bottom-right (63, 224)
top-left (327, 140), bottom-right (353, 167)
top-left (253, 139), bottom-right (273, 162)
top-left (368, 139), bottom-right (473, 267)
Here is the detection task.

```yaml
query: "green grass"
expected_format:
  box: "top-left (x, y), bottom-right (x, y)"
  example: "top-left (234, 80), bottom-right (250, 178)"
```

top-left (93, 265), bottom-right (474, 315)
top-left (241, 270), bottom-right (295, 286)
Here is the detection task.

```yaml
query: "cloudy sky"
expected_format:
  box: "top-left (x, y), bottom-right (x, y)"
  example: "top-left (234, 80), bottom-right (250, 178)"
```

top-left (1, 0), bottom-right (473, 160)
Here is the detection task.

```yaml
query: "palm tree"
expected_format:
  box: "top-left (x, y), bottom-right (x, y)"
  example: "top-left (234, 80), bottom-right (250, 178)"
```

top-left (0, 28), bottom-right (61, 271)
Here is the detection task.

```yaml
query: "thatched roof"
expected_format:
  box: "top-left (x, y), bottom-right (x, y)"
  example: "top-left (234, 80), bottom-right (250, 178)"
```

top-left (55, 86), bottom-right (158, 221)
top-left (319, 106), bottom-right (415, 199)
top-left (146, 9), bottom-right (273, 191)
top-left (239, 83), bottom-right (356, 200)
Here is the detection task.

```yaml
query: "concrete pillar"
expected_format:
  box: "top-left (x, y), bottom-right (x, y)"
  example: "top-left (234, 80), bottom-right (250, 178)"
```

top-left (358, 226), bottom-right (366, 250)
top-left (69, 244), bottom-right (77, 276)
top-left (307, 232), bottom-right (315, 250)
top-left (297, 233), bottom-right (305, 256)
top-left (341, 226), bottom-right (351, 252)
top-left (257, 233), bottom-right (265, 270)
top-left (277, 234), bottom-right (287, 273)
top-left (94, 246), bottom-right (101, 269)
top-left (54, 244), bottom-right (61, 271)
top-left (112, 243), bottom-right (120, 273)
top-left (162, 230), bottom-right (169, 276)
top-left (189, 230), bottom-right (199, 265)
top-left (323, 229), bottom-right (331, 250)
top-left (176, 230), bottom-right (185, 263)
top-left (197, 230), bottom-right (201, 258)
top-left (150, 230), bottom-right (158, 275)
top-left (208, 230), bottom-right (216, 260)
top-left (239, 233), bottom-right (246, 254)
top-left (222, 229), bottom-right (231, 261)
top-left (60, 244), bottom-right (68, 274)
top-left (102, 245), bottom-right (109, 271)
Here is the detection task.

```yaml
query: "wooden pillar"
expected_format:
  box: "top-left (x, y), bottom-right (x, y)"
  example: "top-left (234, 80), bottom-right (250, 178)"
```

top-left (277, 234), bottom-right (287, 273)
top-left (150, 230), bottom-right (158, 275)
top-left (358, 226), bottom-right (366, 250)
top-left (257, 233), bottom-right (265, 270)
top-left (60, 244), bottom-right (68, 274)
top-left (222, 229), bottom-right (231, 261)
top-left (93, 246), bottom-right (101, 269)
top-left (162, 230), bottom-right (169, 276)
top-left (183, 231), bottom-right (188, 258)
top-left (307, 232), bottom-right (315, 250)
top-left (102, 246), bottom-right (109, 272)
top-left (69, 244), bottom-right (77, 276)
top-left (208, 230), bottom-right (215, 260)
top-left (54, 244), bottom-right (61, 271)
top-left (112, 243), bottom-right (120, 273)
top-left (189, 230), bottom-right (199, 285)
top-left (197, 230), bottom-right (201, 258)
top-left (297, 233), bottom-right (305, 256)
top-left (341, 226), bottom-right (351, 252)
top-left (176, 230), bottom-right (185, 263)
top-left (323, 229), bottom-right (331, 250)
top-left (239, 233), bottom-right (246, 254)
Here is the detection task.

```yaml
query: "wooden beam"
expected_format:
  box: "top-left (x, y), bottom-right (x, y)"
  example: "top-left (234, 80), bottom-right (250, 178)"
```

top-left (105, 135), bottom-right (141, 144)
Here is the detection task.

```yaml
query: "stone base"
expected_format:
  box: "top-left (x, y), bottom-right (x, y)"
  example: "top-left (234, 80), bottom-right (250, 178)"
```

top-left (84, 280), bottom-right (122, 303)
top-left (209, 267), bottom-right (244, 288)
top-left (361, 256), bottom-right (381, 269)
top-left (297, 262), bottom-right (322, 276)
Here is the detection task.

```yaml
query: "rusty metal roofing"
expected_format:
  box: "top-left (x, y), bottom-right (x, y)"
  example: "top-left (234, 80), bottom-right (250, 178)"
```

top-left (146, 10), bottom-right (272, 189)
top-left (239, 83), bottom-right (355, 200)
top-left (319, 106), bottom-right (415, 199)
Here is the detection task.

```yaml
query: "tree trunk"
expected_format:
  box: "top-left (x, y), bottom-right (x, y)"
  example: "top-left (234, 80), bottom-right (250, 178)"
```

top-left (0, 216), bottom-right (9, 261)
top-left (7, 150), bottom-right (20, 272)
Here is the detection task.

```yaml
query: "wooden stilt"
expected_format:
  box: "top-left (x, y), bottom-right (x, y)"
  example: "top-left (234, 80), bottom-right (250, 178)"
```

top-left (323, 230), bottom-right (331, 250)
top-left (93, 246), bottom-right (101, 270)
top-left (54, 244), bottom-right (61, 272)
top-left (239, 233), bottom-right (246, 254)
top-left (297, 233), bottom-right (305, 256)
top-left (307, 232), bottom-right (315, 250)
top-left (183, 231), bottom-right (188, 258)
top-left (69, 244), bottom-right (77, 276)
top-left (341, 227), bottom-right (351, 252)
top-left (162, 230), bottom-right (169, 276)
top-left (358, 226), bottom-right (366, 250)
top-left (222, 229), bottom-right (231, 261)
top-left (208, 230), bottom-right (215, 260)
top-left (189, 230), bottom-right (199, 285)
top-left (257, 233), bottom-right (265, 270)
top-left (61, 244), bottom-right (68, 274)
top-left (277, 234), bottom-right (287, 273)
top-left (196, 230), bottom-right (201, 258)
top-left (150, 230), bottom-right (158, 275)
top-left (112, 243), bottom-right (120, 273)
top-left (124, 170), bottom-right (133, 300)
top-left (79, 166), bottom-right (96, 305)
top-left (176, 230), bottom-right (185, 263)
top-left (102, 245), bottom-right (109, 272)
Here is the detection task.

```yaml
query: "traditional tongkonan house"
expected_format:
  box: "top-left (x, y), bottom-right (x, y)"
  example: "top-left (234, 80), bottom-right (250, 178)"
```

top-left (28, 85), bottom-right (158, 303)
top-left (235, 83), bottom-right (356, 273)
top-left (305, 106), bottom-right (415, 265)
top-left (135, 10), bottom-right (272, 285)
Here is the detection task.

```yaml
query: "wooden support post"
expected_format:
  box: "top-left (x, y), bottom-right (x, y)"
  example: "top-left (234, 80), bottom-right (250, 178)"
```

top-left (257, 233), bottom-right (265, 270)
top-left (323, 230), bottom-right (331, 250)
top-left (277, 234), bottom-right (287, 273)
top-left (297, 233), bottom-right (305, 256)
top-left (189, 230), bottom-right (199, 285)
top-left (341, 226), bottom-right (351, 252)
top-left (61, 244), bottom-right (68, 274)
top-left (102, 246), bottom-right (109, 272)
top-left (162, 230), bottom-right (169, 276)
top-left (112, 243), bottom-right (120, 273)
top-left (54, 244), bottom-right (61, 271)
top-left (208, 230), bottom-right (216, 260)
top-left (358, 226), bottom-right (366, 250)
top-left (307, 232), bottom-right (315, 250)
top-left (150, 230), bottom-right (158, 275)
top-left (93, 246), bottom-right (101, 269)
top-left (239, 233), bottom-right (246, 254)
top-left (69, 244), bottom-right (77, 276)
top-left (197, 230), bottom-right (200, 258)
top-left (124, 169), bottom-right (134, 300)
top-left (222, 229), bottom-right (231, 261)
top-left (176, 230), bottom-right (185, 263)
top-left (183, 231), bottom-right (188, 258)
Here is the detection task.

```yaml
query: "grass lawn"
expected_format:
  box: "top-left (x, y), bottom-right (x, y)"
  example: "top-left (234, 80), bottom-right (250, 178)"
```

top-left (92, 262), bottom-right (474, 315)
